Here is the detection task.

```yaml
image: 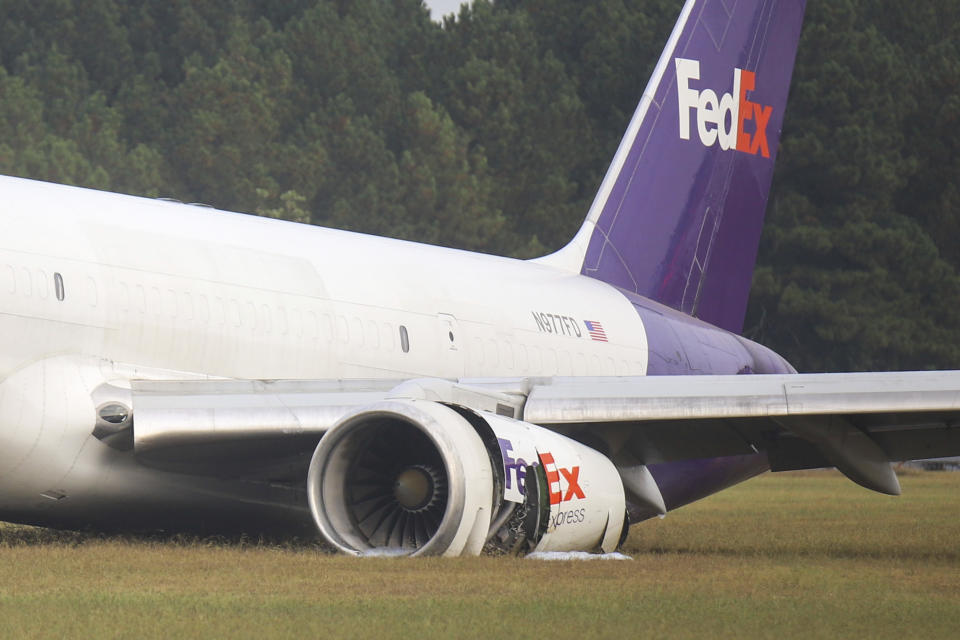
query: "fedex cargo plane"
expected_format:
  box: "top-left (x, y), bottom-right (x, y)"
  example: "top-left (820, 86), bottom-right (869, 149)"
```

top-left (1, 0), bottom-right (958, 556)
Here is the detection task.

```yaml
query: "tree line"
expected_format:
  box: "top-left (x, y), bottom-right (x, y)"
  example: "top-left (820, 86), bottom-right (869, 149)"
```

top-left (0, 0), bottom-right (957, 372)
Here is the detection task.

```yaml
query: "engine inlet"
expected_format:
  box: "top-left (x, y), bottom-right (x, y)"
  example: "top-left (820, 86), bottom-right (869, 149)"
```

top-left (308, 400), bottom-right (495, 556)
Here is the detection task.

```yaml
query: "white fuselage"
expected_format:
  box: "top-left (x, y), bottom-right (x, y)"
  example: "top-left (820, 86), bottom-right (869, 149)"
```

top-left (0, 176), bottom-right (650, 531)
top-left (0, 176), bottom-right (649, 384)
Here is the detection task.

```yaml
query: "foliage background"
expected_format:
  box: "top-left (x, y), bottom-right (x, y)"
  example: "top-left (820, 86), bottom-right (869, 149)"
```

top-left (0, 0), bottom-right (957, 372)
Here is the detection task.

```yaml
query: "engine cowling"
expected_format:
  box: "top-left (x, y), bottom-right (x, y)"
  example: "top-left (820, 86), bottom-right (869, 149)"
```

top-left (308, 400), bottom-right (494, 556)
top-left (307, 399), bottom-right (627, 556)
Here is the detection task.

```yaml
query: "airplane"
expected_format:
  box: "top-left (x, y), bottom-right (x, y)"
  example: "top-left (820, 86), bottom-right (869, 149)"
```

top-left (1, 0), bottom-right (958, 556)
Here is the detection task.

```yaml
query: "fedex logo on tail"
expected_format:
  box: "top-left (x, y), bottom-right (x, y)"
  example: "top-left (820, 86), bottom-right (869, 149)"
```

top-left (675, 58), bottom-right (773, 158)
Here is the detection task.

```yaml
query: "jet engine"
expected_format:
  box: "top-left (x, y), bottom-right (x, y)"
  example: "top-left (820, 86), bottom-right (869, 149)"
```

top-left (307, 399), bottom-right (627, 556)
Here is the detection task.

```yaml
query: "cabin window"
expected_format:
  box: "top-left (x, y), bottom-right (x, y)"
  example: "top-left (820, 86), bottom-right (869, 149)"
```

top-left (591, 354), bottom-right (602, 374)
top-left (381, 322), bottom-right (395, 350)
top-left (166, 289), bottom-right (178, 318)
top-left (530, 346), bottom-right (542, 371)
top-left (322, 315), bottom-right (334, 343)
top-left (36, 270), bottom-right (49, 299)
top-left (502, 343), bottom-right (515, 370)
top-left (559, 350), bottom-right (572, 375)
top-left (261, 304), bottom-right (272, 334)
top-left (184, 293), bottom-right (195, 321)
top-left (336, 315), bottom-right (349, 343)
top-left (575, 352), bottom-right (588, 375)
top-left (135, 285), bottom-right (146, 314)
top-left (366, 319), bottom-right (380, 349)
top-left (351, 317), bottom-right (364, 347)
top-left (472, 337), bottom-right (484, 366)
top-left (119, 283), bottom-right (130, 311)
top-left (544, 348), bottom-right (558, 374)
top-left (54, 271), bottom-right (66, 300)
top-left (4, 265), bottom-right (15, 294)
top-left (291, 308), bottom-right (303, 337)
top-left (485, 339), bottom-right (499, 366)
top-left (149, 287), bottom-right (162, 315)
top-left (20, 268), bottom-right (32, 297)
top-left (86, 277), bottom-right (99, 307)
top-left (198, 295), bottom-right (210, 323)
top-left (214, 297), bottom-right (226, 325)
top-left (399, 325), bottom-right (410, 353)
top-left (229, 299), bottom-right (242, 327)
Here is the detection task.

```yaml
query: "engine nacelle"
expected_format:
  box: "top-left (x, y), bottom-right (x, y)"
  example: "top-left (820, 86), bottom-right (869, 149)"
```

top-left (307, 399), bottom-right (626, 556)
top-left (308, 400), bottom-right (495, 556)
top-left (484, 413), bottom-right (627, 555)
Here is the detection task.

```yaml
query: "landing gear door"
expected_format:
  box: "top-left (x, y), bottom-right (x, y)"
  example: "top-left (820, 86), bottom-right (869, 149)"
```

top-left (436, 313), bottom-right (464, 378)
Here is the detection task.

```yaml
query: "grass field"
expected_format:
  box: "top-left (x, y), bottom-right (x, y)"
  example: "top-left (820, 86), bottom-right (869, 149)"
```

top-left (1, 470), bottom-right (958, 638)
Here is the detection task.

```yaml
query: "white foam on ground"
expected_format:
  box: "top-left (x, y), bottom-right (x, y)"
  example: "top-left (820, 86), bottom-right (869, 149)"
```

top-left (353, 549), bottom-right (634, 560)
top-left (358, 548), bottom-right (409, 558)
top-left (526, 551), bottom-right (633, 561)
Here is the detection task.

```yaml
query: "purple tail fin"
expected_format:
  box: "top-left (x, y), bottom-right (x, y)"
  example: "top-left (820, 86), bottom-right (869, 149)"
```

top-left (538, 0), bottom-right (806, 334)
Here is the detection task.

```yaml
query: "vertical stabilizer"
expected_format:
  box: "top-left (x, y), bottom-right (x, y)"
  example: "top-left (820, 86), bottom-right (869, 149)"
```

top-left (538, 0), bottom-right (806, 333)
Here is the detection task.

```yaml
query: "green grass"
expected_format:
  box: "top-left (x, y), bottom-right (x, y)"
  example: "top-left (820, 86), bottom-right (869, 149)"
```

top-left (1, 470), bottom-right (959, 639)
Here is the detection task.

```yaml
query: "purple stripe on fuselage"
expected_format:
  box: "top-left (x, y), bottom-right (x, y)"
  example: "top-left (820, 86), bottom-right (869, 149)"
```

top-left (617, 286), bottom-right (794, 522)
top-left (621, 287), bottom-right (796, 376)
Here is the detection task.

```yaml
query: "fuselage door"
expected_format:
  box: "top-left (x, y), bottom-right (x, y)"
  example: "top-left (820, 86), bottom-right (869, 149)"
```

top-left (437, 312), bottom-right (464, 378)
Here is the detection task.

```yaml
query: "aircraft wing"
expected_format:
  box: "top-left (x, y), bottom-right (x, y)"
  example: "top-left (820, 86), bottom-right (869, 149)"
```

top-left (129, 370), bottom-right (960, 496)
top-left (524, 370), bottom-right (960, 495)
top-left (130, 379), bottom-right (400, 479)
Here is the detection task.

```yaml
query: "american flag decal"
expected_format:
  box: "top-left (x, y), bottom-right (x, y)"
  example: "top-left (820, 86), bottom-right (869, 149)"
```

top-left (584, 320), bottom-right (608, 342)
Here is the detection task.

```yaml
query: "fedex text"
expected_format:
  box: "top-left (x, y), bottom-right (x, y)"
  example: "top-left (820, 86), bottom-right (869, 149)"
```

top-left (540, 451), bottom-right (585, 506)
top-left (675, 58), bottom-right (772, 158)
